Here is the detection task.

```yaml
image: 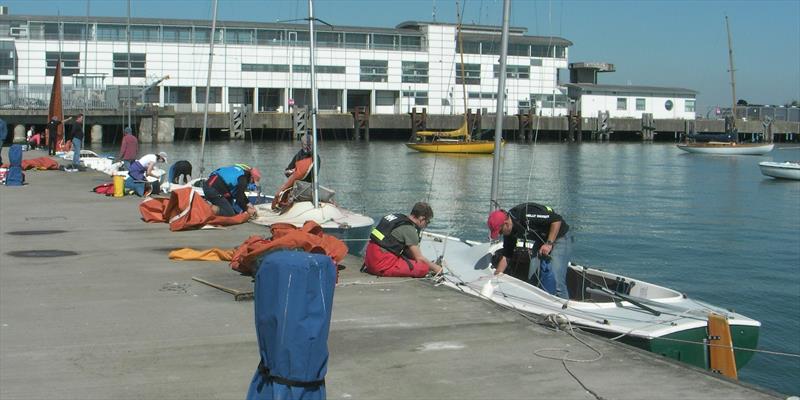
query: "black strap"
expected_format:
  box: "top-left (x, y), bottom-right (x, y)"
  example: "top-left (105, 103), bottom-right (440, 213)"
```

top-left (258, 360), bottom-right (326, 388)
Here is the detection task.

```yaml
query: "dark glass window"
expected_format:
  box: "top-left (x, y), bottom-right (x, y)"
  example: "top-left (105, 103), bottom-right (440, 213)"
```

top-left (164, 86), bottom-right (192, 104)
top-left (195, 86), bottom-right (222, 104)
top-left (456, 63), bottom-right (481, 85)
top-left (360, 60), bottom-right (388, 82)
top-left (113, 53), bottom-right (146, 77)
top-left (402, 61), bottom-right (428, 83)
top-left (46, 51), bottom-right (80, 76)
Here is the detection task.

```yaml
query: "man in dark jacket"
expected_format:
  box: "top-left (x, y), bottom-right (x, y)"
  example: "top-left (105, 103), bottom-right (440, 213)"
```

top-left (203, 164), bottom-right (261, 217)
top-left (46, 117), bottom-right (61, 156)
top-left (68, 114), bottom-right (85, 171)
top-left (487, 202), bottom-right (572, 299)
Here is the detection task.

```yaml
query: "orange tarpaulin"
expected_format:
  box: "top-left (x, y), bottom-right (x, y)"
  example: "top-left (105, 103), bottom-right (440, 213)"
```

top-left (139, 187), bottom-right (250, 231)
top-left (168, 248), bottom-right (235, 261)
top-left (1, 157), bottom-right (60, 170)
top-left (229, 221), bottom-right (348, 275)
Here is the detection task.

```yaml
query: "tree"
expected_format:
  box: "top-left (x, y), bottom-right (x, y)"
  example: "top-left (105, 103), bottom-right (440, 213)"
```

top-left (784, 100), bottom-right (799, 108)
top-left (736, 99), bottom-right (749, 106)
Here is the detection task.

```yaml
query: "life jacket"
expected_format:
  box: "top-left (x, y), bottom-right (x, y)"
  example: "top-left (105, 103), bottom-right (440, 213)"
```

top-left (93, 182), bottom-right (116, 196)
top-left (209, 165), bottom-right (246, 198)
top-left (271, 157), bottom-right (314, 210)
top-left (369, 213), bottom-right (419, 256)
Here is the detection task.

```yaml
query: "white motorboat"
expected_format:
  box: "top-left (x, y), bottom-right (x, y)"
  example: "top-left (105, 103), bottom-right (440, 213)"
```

top-left (419, 231), bottom-right (760, 371)
top-left (758, 161), bottom-right (800, 180)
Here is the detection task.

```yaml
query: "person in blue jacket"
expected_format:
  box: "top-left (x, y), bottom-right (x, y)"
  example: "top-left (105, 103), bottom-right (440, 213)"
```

top-left (203, 164), bottom-right (261, 217)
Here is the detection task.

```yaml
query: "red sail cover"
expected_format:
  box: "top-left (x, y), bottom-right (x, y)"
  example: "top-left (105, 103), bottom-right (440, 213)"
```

top-left (139, 187), bottom-right (250, 231)
top-left (47, 60), bottom-right (65, 151)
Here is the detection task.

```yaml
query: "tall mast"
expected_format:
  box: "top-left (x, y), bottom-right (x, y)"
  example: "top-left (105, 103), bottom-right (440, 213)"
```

top-left (199, 0), bottom-right (218, 177)
top-left (126, 0), bottom-right (131, 129)
top-left (489, 0), bottom-right (510, 211)
top-left (308, 0), bottom-right (320, 207)
top-left (725, 16), bottom-right (737, 132)
top-left (83, 0), bottom-right (89, 135)
top-left (455, 1), bottom-right (469, 136)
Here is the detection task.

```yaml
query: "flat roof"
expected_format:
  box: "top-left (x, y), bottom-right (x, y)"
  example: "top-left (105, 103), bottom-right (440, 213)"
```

top-left (565, 83), bottom-right (697, 96)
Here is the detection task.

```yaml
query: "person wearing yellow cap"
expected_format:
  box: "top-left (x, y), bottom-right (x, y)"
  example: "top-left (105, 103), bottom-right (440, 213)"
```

top-left (487, 203), bottom-right (572, 299)
top-left (203, 164), bottom-right (261, 217)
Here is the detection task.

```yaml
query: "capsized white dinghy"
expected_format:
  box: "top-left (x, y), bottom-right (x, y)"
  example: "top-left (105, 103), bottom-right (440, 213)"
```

top-left (418, 231), bottom-right (760, 371)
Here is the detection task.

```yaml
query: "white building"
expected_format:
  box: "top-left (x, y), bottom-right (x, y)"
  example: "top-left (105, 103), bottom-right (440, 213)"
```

top-left (565, 83), bottom-right (697, 120)
top-left (0, 14), bottom-right (572, 116)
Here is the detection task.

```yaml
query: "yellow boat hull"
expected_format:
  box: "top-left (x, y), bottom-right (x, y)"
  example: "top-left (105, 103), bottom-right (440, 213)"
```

top-left (405, 140), bottom-right (497, 154)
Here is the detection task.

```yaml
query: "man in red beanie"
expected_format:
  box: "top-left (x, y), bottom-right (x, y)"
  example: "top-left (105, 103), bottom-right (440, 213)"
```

top-left (487, 202), bottom-right (572, 299)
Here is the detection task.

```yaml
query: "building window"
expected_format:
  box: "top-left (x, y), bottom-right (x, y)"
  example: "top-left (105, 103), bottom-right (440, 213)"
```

top-left (372, 34), bottom-right (397, 50)
top-left (402, 91), bottom-right (428, 105)
top-left (402, 61), bottom-right (428, 83)
top-left (617, 97), bottom-right (627, 110)
top-left (256, 29), bottom-right (283, 45)
top-left (162, 26), bottom-right (192, 43)
top-left (113, 53), bottom-right (146, 77)
top-left (493, 64), bottom-right (529, 79)
top-left (468, 92), bottom-right (499, 100)
top-left (164, 86), bottom-right (192, 104)
top-left (225, 29), bottom-right (254, 45)
top-left (360, 60), bottom-right (388, 82)
top-left (228, 87), bottom-right (254, 105)
top-left (530, 59), bottom-right (543, 67)
top-left (62, 23), bottom-right (89, 41)
top-left (375, 90), bottom-right (397, 106)
top-left (636, 98), bottom-right (646, 111)
top-left (685, 99), bottom-right (695, 112)
top-left (193, 28), bottom-right (223, 44)
top-left (400, 35), bottom-right (423, 51)
top-left (456, 63), bottom-right (481, 85)
top-left (242, 63), bottom-right (289, 73)
top-left (96, 24), bottom-right (126, 41)
top-left (344, 33), bottom-right (368, 49)
top-left (130, 25), bottom-right (160, 42)
top-left (532, 93), bottom-right (568, 108)
top-left (316, 32), bottom-right (341, 48)
top-left (292, 65), bottom-right (346, 74)
top-left (196, 86), bottom-right (222, 104)
top-left (46, 51), bottom-right (80, 76)
top-left (461, 40), bottom-right (481, 54)
top-left (665, 100), bottom-right (674, 111)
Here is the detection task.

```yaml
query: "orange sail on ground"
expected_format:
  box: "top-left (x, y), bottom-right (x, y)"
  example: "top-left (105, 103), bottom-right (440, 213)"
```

top-left (46, 59), bottom-right (65, 151)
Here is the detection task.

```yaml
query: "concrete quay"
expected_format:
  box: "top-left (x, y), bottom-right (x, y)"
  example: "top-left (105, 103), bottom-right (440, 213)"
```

top-left (0, 150), bottom-right (784, 399)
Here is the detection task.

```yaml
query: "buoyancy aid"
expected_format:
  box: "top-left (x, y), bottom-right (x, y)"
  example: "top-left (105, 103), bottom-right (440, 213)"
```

top-left (271, 157), bottom-right (314, 210)
top-left (369, 213), bottom-right (419, 256)
top-left (209, 165), bottom-right (246, 197)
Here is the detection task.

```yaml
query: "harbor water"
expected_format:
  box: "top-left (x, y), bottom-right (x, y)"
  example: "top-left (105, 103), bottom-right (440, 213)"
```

top-left (100, 139), bottom-right (799, 395)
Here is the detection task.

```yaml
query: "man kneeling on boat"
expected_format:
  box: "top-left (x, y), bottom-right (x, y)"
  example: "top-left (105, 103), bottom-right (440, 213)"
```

top-left (363, 202), bottom-right (442, 278)
top-left (203, 164), bottom-right (261, 218)
top-left (487, 203), bottom-right (572, 299)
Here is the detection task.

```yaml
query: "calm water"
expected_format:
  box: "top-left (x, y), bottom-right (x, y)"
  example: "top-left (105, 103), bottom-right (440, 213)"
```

top-left (101, 139), bottom-right (800, 395)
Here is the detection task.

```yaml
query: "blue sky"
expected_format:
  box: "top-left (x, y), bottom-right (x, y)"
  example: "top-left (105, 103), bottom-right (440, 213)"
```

top-left (5, 0), bottom-right (799, 113)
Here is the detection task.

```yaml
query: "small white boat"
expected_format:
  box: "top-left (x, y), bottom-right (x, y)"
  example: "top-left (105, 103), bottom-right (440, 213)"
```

top-left (419, 231), bottom-right (760, 372)
top-left (676, 142), bottom-right (774, 155)
top-left (758, 161), bottom-right (800, 180)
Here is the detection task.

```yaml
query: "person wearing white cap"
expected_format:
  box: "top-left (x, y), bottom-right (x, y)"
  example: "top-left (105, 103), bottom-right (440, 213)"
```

top-left (486, 203), bottom-right (572, 299)
top-left (125, 152), bottom-right (168, 196)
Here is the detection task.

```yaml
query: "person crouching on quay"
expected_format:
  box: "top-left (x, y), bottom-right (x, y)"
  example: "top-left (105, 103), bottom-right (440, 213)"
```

top-left (363, 202), bottom-right (442, 278)
top-left (125, 152), bottom-right (168, 196)
top-left (203, 164), bottom-right (260, 218)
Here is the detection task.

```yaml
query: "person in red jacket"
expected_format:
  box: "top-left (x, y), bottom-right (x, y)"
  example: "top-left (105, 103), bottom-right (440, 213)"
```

top-left (117, 126), bottom-right (139, 170)
top-left (363, 202), bottom-right (442, 278)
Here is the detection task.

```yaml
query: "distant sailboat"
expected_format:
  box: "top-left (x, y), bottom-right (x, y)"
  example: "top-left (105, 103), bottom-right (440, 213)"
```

top-left (677, 16), bottom-right (773, 156)
top-left (405, 2), bottom-right (499, 155)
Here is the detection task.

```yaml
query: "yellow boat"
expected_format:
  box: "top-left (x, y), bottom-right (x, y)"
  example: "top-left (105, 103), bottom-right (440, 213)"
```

top-left (406, 121), bottom-right (499, 154)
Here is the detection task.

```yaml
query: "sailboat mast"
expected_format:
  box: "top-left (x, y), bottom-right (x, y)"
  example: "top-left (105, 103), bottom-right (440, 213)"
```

top-left (126, 0), bottom-right (131, 129)
top-left (308, 0), bottom-right (320, 208)
top-left (489, 0), bottom-right (510, 211)
top-left (83, 0), bottom-right (89, 135)
top-left (455, 2), bottom-right (469, 132)
top-left (725, 16), bottom-right (737, 131)
top-left (199, 0), bottom-right (218, 177)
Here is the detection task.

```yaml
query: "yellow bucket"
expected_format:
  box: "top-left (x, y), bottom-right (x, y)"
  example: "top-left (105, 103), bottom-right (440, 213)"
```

top-left (113, 175), bottom-right (125, 197)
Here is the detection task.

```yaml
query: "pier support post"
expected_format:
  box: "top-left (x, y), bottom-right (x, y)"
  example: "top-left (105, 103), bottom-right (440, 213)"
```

top-left (352, 106), bottom-right (368, 141)
top-left (293, 106), bottom-right (307, 140)
top-left (410, 107), bottom-right (426, 142)
top-left (641, 113), bottom-right (655, 142)
top-left (90, 125), bottom-right (103, 144)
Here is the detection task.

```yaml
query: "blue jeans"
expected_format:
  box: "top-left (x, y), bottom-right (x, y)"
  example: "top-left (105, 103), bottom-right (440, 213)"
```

top-left (528, 234), bottom-right (572, 299)
top-left (72, 138), bottom-right (82, 167)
